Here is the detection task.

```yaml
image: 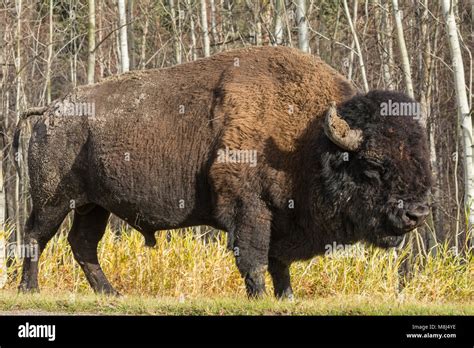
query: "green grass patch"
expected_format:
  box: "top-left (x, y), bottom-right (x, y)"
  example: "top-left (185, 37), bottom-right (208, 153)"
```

top-left (0, 290), bottom-right (472, 315)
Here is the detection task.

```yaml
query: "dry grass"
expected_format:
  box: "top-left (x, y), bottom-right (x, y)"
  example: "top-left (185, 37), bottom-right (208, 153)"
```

top-left (1, 226), bottom-right (472, 309)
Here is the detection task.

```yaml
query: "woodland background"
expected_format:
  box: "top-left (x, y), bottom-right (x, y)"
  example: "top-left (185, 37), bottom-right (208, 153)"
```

top-left (0, 0), bottom-right (473, 262)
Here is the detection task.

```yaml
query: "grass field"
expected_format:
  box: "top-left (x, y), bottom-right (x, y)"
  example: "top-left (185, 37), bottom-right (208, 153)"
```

top-left (0, 227), bottom-right (472, 315)
top-left (1, 291), bottom-right (472, 315)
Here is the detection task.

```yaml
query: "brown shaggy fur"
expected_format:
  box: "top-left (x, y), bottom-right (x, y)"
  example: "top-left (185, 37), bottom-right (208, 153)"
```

top-left (17, 46), bottom-right (430, 298)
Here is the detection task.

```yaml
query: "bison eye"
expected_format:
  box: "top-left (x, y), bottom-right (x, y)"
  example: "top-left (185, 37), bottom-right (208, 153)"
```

top-left (365, 157), bottom-right (384, 168)
top-left (362, 158), bottom-right (387, 183)
top-left (363, 169), bottom-right (381, 183)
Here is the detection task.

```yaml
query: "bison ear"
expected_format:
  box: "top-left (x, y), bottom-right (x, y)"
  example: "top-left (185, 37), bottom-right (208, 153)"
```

top-left (323, 101), bottom-right (363, 151)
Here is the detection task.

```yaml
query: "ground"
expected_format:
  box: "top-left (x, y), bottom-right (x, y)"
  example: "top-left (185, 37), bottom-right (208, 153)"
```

top-left (0, 290), bottom-right (472, 315)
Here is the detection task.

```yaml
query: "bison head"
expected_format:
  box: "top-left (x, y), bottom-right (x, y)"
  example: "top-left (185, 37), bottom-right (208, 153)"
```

top-left (320, 90), bottom-right (431, 248)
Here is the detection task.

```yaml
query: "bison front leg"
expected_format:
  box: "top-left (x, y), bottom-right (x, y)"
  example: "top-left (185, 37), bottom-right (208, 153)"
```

top-left (67, 205), bottom-right (118, 295)
top-left (231, 206), bottom-right (271, 298)
top-left (268, 257), bottom-right (294, 300)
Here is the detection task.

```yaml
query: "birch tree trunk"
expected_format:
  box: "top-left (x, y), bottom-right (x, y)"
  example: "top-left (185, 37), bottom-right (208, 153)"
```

top-left (97, 0), bottom-right (105, 78)
top-left (46, 0), bottom-right (53, 103)
top-left (442, 0), bottom-right (474, 245)
top-left (118, 0), bottom-right (129, 73)
top-left (471, 0), bottom-right (474, 25)
top-left (178, 1), bottom-right (183, 62)
top-left (15, 0), bottom-right (22, 246)
top-left (139, 1), bottom-right (149, 69)
top-left (347, 0), bottom-right (358, 81)
top-left (296, 0), bottom-right (309, 52)
top-left (342, 0), bottom-right (369, 92)
top-left (115, 25), bottom-right (122, 73)
top-left (209, 0), bottom-right (218, 45)
top-left (224, 0), bottom-right (236, 46)
top-left (392, 0), bottom-right (414, 98)
top-left (378, 0), bottom-right (394, 89)
top-left (418, 0), bottom-right (439, 252)
top-left (253, 2), bottom-right (262, 46)
top-left (127, 0), bottom-right (135, 69)
top-left (70, 2), bottom-right (77, 87)
top-left (169, 0), bottom-right (182, 64)
top-left (87, 0), bottom-right (96, 84)
top-left (187, 0), bottom-right (197, 60)
top-left (200, 0), bottom-right (211, 57)
top-left (274, 0), bottom-right (284, 45)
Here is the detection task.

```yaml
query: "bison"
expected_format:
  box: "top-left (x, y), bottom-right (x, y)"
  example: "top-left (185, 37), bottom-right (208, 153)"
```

top-left (15, 46), bottom-right (431, 298)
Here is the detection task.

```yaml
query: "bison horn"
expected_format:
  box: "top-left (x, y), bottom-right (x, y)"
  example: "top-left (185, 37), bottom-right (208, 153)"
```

top-left (323, 101), bottom-right (363, 151)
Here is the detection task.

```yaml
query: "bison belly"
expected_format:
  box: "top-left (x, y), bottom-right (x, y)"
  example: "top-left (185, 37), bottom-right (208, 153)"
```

top-left (83, 113), bottom-right (218, 232)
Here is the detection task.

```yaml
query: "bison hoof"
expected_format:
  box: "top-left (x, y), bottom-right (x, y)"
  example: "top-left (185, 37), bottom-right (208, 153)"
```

top-left (246, 286), bottom-right (266, 299)
top-left (95, 285), bottom-right (121, 297)
top-left (18, 283), bottom-right (40, 294)
top-left (244, 271), bottom-right (266, 299)
top-left (274, 286), bottom-right (294, 301)
top-left (275, 288), bottom-right (294, 301)
top-left (106, 289), bottom-right (121, 297)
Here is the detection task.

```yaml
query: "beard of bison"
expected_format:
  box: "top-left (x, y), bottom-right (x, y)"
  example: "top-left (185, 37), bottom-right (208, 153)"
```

top-left (314, 90), bottom-right (431, 250)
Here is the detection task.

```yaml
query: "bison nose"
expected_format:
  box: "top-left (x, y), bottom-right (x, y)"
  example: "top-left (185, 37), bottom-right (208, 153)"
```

top-left (402, 203), bottom-right (430, 228)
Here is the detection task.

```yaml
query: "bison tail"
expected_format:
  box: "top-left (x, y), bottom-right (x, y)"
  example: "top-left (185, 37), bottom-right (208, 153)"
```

top-left (20, 106), bottom-right (49, 120)
top-left (12, 106), bottom-right (49, 176)
top-left (12, 123), bottom-right (23, 178)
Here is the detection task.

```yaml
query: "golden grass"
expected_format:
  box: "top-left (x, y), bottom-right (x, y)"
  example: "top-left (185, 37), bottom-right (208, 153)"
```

top-left (2, 227), bottom-right (473, 306)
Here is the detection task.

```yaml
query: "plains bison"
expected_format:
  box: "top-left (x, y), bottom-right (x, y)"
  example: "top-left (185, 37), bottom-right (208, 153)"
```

top-left (15, 46), bottom-right (431, 298)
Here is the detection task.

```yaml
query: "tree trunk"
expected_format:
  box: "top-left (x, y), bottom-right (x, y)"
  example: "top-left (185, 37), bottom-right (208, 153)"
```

top-left (187, 0), bottom-right (197, 60)
top-left (169, 0), bottom-right (182, 64)
top-left (274, 0), bottom-right (284, 45)
top-left (139, 1), bottom-right (149, 69)
top-left (254, 2), bottom-right (262, 46)
top-left (347, 0), bottom-right (358, 81)
top-left (200, 0), bottom-right (211, 57)
top-left (118, 0), bottom-right (130, 73)
top-left (127, 0), bottom-right (135, 69)
top-left (87, 0), bottom-right (96, 84)
top-left (209, 0), bottom-right (218, 45)
top-left (46, 0), bottom-right (53, 103)
top-left (378, 0), bottom-right (394, 89)
top-left (342, 0), bottom-right (369, 92)
top-left (296, 0), bottom-right (309, 52)
top-left (14, 0), bottom-right (22, 246)
top-left (97, 0), bottom-right (105, 78)
top-left (392, 0), bottom-right (414, 98)
top-left (442, 0), bottom-right (474, 248)
top-left (418, 0), bottom-right (439, 253)
top-left (70, 1), bottom-right (77, 87)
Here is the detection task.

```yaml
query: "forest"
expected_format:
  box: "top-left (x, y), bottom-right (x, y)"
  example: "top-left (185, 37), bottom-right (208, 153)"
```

top-left (0, 0), bottom-right (472, 315)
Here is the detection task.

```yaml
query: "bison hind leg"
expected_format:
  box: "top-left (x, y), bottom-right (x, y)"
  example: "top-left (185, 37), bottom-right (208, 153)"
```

top-left (67, 204), bottom-right (118, 295)
top-left (19, 206), bottom-right (70, 293)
